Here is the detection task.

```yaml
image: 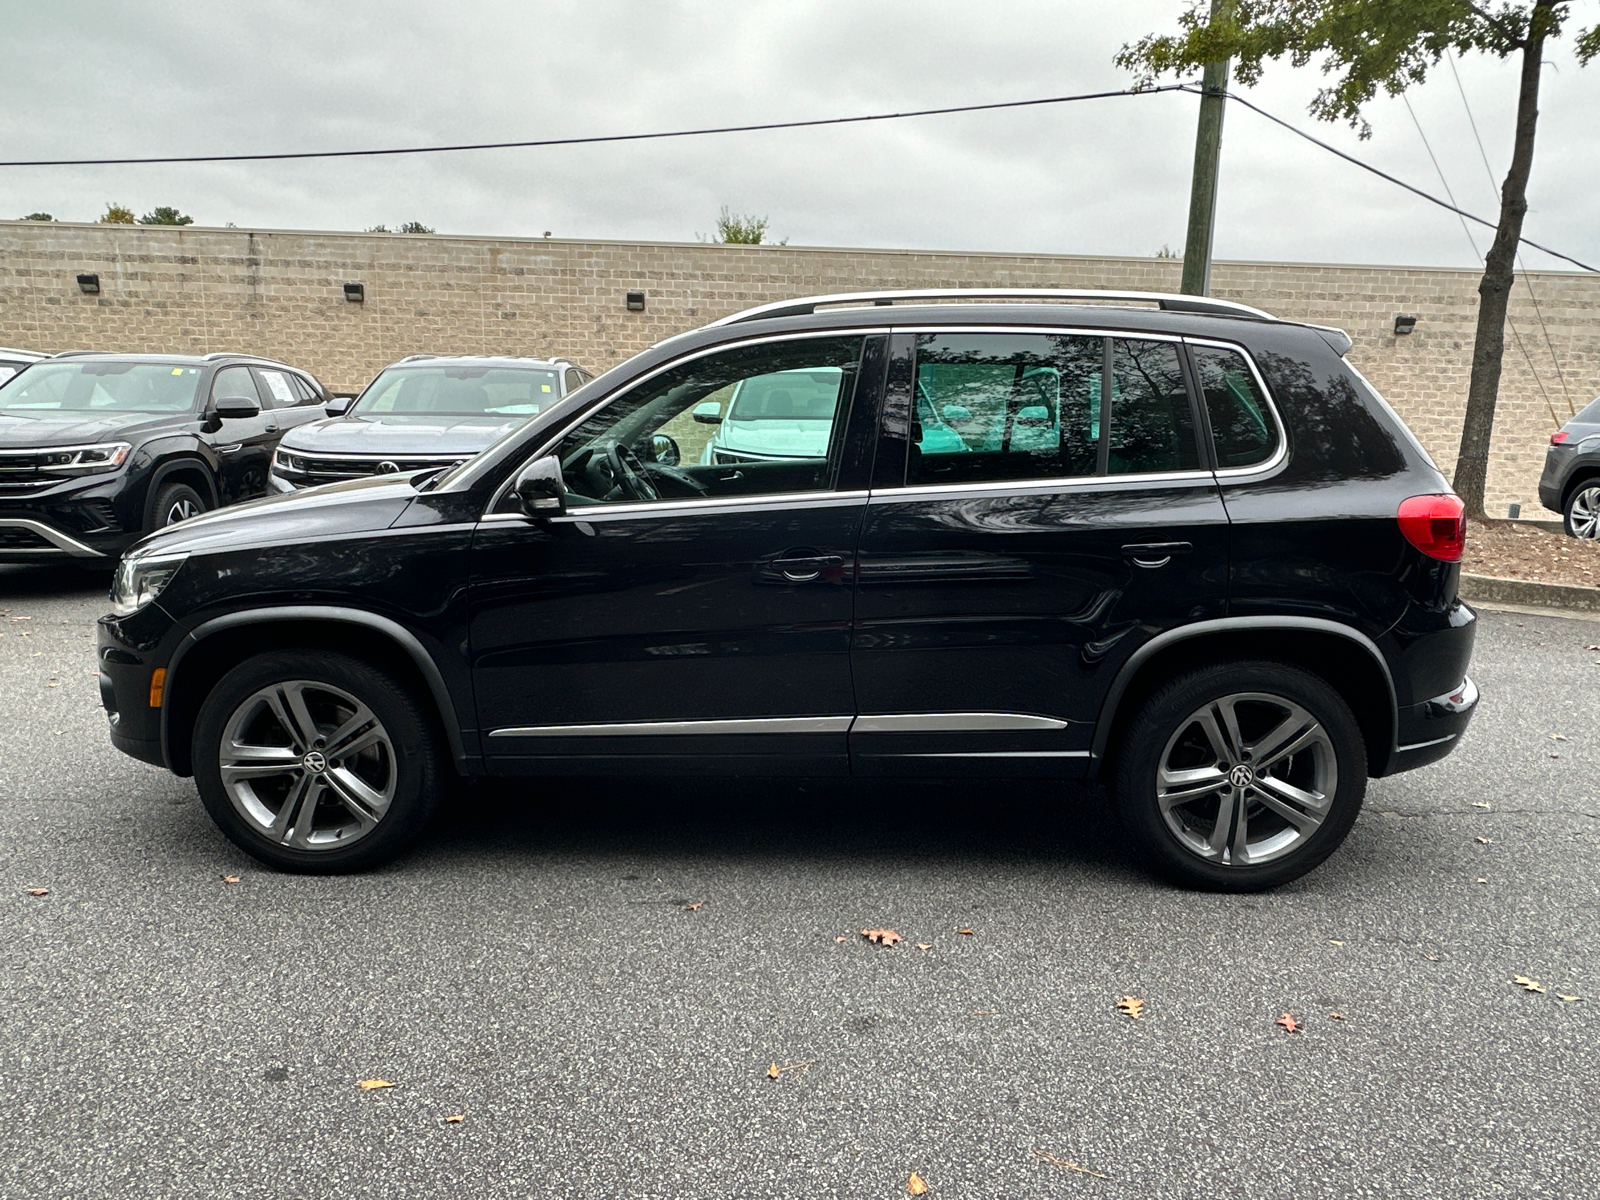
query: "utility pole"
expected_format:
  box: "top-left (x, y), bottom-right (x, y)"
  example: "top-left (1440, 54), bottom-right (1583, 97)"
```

top-left (1180, 0), bottom-right (1234, 296)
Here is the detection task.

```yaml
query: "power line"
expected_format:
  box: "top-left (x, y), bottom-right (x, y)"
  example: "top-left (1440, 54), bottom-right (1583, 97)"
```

top-left (0, 86), bottom-right (1188, 167)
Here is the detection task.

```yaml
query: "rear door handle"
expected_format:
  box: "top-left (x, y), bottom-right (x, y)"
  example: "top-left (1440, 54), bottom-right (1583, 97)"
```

top-left (1122, 541), bottom-right (1192, 568)
top-left (770, 554), bottom-right (844, 583)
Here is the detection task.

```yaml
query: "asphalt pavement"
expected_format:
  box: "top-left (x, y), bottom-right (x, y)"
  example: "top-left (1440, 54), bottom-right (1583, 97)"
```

top-left (2, 563), bottom-right (1597, 1199)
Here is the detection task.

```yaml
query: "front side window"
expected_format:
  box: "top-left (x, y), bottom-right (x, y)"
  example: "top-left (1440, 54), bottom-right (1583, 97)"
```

top-left (355, 366), bottom-right (558, 417)
top-left (1192, 346), bottom-right (1279, 469)
top-left (211, 366), bottom-right (261, 405)
top-left (551, 336), bottom-right (863, 507)
top-left (0, 362), bottom-right (203, 413)
top-left (908, 333), bottom-right (1200, 485)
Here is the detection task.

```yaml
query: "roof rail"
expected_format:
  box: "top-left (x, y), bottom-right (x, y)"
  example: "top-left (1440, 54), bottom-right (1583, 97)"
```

top-left (705, 288), bottom-right (1275, 328)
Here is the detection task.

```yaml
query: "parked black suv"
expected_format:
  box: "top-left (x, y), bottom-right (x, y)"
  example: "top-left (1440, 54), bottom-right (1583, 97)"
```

top-left (269, 354), bottom-right (591, 492)
top-left (1, 352), bottom-right (332, 565)
top-left (97, 290), bottom-right (1479, 889)
top-left (1538, 395), bottom-right (1600, 538)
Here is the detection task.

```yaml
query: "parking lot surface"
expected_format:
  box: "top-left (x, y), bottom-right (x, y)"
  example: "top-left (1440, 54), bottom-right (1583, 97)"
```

top-left (2, 564), bottom-right (1597, 1199)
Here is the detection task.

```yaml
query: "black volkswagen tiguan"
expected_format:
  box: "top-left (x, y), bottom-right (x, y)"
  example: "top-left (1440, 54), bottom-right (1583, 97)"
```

top-left (97, 290), bottom-right (1479, 889)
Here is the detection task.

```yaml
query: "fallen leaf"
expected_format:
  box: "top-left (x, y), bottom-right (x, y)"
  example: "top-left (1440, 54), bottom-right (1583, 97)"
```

top-left (766, 1063), bottom-right (780, 1079)
top-left (834, 935), bottom-right (848, 943)
top-left (907, 1172), bottom-right (929, 1195)
top-left (46, 681), bottom-right (59, 688)
top-left (1033, 1150), bottom-right (1109, 1178)
top-left (1585, 644), bottom-right (1600, 651)
top-left (1550, 753), bottom-right (1561, 760)
top-left (1512, 976), bottom-right (1546, 994)
top-left (1115, 996), bottom-right (1144, 1020)
top-left (1476, 878), bottom-right (1488, 884)
top-left (765, 1059), bottom-right (814, 1080)
top-left (357, 1079), bottom-right (396, 1090)
top-left (1329, 939), bottom-right (1345, 946)
top-left (1423, 953), bottom-right (1441, 961)
top-left (443, 1113), bottom-right (465, 1123)
top-left (862, 928), bottom-right (902, 946)
top-left (1549, 733), bottom-right (1569, 741)
top-left (684, 901), bottom-right (704, 911)
top-left (1275, 1012), bottom-right (1300, 1033)
top-left (221, 875), bottom-right (241, 884)
top-left (1329, 1011), bottom-right (1345, 1020)
top-left (915, 943), bottom-right (932, 951)
top-left (1471, 801), bottom-right (1492, 809)
top-left (956, 928), bottom-right (974, 936)
top-left (25, 887), bottom-right (49, 896)
top-left (1558, 995), bottom-right (1582, 1003)
top-left (1475, 837), bottom-right (1492, 845)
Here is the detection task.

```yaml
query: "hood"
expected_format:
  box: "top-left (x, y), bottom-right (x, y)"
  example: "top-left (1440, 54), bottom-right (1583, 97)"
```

top-left (280, 411), bottom-right (528, 456)
top-left (0, 408), bottom-right (192, 447)
top-left (126, 471), bottom-right (421, 560)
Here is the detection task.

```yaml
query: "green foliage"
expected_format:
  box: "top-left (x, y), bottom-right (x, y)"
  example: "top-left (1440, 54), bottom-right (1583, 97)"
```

top-left (1117, 1), bottom-right (1597, 137)
top-left (715, 206), bottom-right (771, 244)
top-left (138, 206), bottom-right (194, 226)
top-left (99, 203), bottom-right (136, 224)
top-left (1156, 244), bottom-right (1179, 258)
top-left (365, 224), bottom-right (390, 233)
top-left (397, 221), bottom-right (434, 234)
top-left (19, 213), bottom-right (53, 221)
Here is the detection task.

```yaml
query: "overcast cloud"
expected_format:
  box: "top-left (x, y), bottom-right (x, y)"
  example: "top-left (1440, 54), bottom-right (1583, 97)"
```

top-left (2, 1), bottom-right (1596, 272)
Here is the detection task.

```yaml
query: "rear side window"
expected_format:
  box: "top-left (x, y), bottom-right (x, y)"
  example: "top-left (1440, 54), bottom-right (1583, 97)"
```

top-left (1192, 346), bottom-right (1279, 469)
top-left (908, 332), bottom-right (1200, 485)
top-left (255, 369), bottom-right (298, 409)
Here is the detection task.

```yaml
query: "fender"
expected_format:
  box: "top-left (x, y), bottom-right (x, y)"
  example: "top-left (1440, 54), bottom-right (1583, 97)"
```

top-left (1087, 615), bottom-right (1398, 777)
top-left (147, 452), bottom-right (221, 511)
top-left (162, 605), bottom-right (473, 774)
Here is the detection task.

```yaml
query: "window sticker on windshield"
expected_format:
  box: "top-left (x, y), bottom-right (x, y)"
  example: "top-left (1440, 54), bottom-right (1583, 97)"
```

top-left (172, 368), bottom-right (184, 375)
top-left (261, 371), bottom-right (296, 404)
top-left (541, 384), bottom-right (551, 392)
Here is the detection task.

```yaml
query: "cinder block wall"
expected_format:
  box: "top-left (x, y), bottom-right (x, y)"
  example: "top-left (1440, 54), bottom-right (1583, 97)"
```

top-left (2, 220), bottom-right (1595, 514)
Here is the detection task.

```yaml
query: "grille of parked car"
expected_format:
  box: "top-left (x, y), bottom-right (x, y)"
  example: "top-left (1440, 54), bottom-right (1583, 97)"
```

top-left (0, 450), bottom-right (61, 493)
top-left (289, 453), bottom-right (473, 484)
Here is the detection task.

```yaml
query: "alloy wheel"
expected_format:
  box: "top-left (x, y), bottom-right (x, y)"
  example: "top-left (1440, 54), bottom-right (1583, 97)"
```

top-left (217, 680), bottom-right (396, 849)
top-left (1569, 485), bottom-right (1600, 539)
top-left (166, 497), bottom-right (201, 525)
top-left (1155, 691), bottom-right (1338, 867)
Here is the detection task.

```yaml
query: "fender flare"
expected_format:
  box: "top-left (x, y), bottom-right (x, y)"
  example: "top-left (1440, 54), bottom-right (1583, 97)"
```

top-left (1087, 615), bottom-right (1397, 776)
top-left (146, 454), bottom-right (221, 523)
top-left (162, 605), bottom-right (472, 774)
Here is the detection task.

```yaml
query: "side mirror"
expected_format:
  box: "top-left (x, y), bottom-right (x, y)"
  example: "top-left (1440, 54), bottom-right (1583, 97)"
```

top-left (213, 394), bottom-right (261, 419)
top-left (324, 395), bottom-right (354, 417)
top-left (692, 400), bottom-right (723, 425)
top-left (648, 433), bottom-right (680, 466)
top-left (514, 453), bottom-right (566, 518)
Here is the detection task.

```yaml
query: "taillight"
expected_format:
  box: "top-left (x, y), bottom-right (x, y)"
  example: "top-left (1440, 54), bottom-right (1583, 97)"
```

top-left (1398, 493), bottom-right (1466, 562)
top-left (1550, 431), bottom-right (1569, 446)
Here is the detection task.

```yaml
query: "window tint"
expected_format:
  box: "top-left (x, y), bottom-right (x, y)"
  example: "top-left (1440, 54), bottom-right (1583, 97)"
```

top-left (255, 369), bottom-right (298, 409)
top-left (1108, 339), bottom-right (1200, 475)
top-left (290, 373), bottom-right (320, 404)
top-left (552, 336), bottom-right (863, 506)
top-left (910, 333), bottom-right (1101, 485)
top-left (212, 366), bottom-right (261, 405)
top-left (1192, 346), bottom-right (1279, 468)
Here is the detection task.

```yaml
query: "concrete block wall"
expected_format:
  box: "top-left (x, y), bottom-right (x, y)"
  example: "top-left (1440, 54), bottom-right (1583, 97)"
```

top-left (2, 220), bottom-right (1596, 514)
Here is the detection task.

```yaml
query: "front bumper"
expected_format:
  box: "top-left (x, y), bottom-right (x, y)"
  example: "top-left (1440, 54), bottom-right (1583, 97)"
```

top-left (0, 515), bottom-right (109, 560)
top-left (96, 603), bottom-right (182, 771)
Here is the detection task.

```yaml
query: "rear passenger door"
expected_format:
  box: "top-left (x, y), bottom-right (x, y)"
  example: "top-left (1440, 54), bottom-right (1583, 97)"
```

top-left (848, 328), bottom-right (1230, 775)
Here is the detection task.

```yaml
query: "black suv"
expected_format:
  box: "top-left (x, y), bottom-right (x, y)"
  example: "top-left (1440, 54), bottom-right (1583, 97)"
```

top-left (0, 352), bottom-right (332, 565)
top-left (96, 290), bottom-right (1479, 889)
top-left (1538, 394), bottom-right (1600, 538)
top-left (269, 354), bottom-right (591, 492)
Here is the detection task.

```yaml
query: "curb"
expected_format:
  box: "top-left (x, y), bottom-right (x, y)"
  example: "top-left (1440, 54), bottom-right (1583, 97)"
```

top-left (1460, 573), bottom-right (1600, 614)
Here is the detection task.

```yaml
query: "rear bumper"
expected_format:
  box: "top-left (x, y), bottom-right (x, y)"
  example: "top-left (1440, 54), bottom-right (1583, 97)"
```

top-left (1386, 676), bottom-right (1478, 774)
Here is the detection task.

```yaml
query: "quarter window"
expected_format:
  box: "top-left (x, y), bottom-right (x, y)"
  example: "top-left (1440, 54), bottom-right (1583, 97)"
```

top-left (1192, 346), bottom-right (1279, 469)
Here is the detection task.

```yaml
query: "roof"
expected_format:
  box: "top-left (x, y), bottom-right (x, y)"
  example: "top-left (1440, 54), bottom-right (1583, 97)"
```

top-left (388, 354), bottom-right (579, 368)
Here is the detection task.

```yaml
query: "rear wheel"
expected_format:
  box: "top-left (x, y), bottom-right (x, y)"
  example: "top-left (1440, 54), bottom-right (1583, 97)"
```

top-left (1564, 482), bottom-right (1600, 539)
top-left (151, 481), bottom-right (208, 530)
top-left (193, 651), bottom-right (447, 873)
top-left (1112, 662), bottom-right (1366, 891)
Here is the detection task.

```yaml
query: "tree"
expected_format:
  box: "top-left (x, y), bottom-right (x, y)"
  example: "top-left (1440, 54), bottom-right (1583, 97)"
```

top-left (703, 206), bottom-right (786, 245)
top-left (397, 221), bottom-right (434, 234)
top-left (19, 212), bottom-right (53, 221)
top-left (1117, 2), bottom-right (1600, 518)
top-left (100, 203), bottom-right (136, 224)
top-left (139, 206), bottom-right (194, 226)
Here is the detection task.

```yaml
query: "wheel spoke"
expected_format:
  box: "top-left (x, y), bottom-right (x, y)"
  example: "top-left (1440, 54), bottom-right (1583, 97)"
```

top-left (325, 706), bottom-right (381, 759)
top-left (1204, 788), bottom-right (1239, 856)
top-left (1193, 707), bottom-right (1236, 765)
top-left (1245, 705), bottom-right (1315, 768)
top-left (1252, 772), bottom-right (1330, 814)
top-left (1255, 722), bottom-right (1326, 774)
top-left (1249, 783), bottom-right (1326, 835)
top-left (323, 766), bottom-right (387, 825)
top-left (269, 772), bottom-right (313, 842)
top-left (1158, 764), bottom-right (1228, 807)
top-left (1229, 787), bottom-right (1252, 863)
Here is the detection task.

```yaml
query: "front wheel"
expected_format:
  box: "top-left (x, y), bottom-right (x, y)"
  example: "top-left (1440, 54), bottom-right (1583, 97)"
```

top-left (1564, 482), bottom-right (1600, 539)
top-left (1112, 662), bottom-right (1367, 891)
top-left (193, 651), bottom-right (448, 873)
top-left (151, 481), bottom-right (208, 530)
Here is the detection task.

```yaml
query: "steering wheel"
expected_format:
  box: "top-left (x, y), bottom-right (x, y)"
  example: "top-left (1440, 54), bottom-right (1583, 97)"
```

top-left (586, 439), bottom-right (659, 502)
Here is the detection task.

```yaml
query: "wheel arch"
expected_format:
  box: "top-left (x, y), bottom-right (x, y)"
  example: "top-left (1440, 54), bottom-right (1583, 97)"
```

top-left (145, 457), bottom-right (220, 530)
top-left (1089, 617), bottom-right (1397, 781)
top-left (161, 607), bottom-right (472, 779)
top-left (1561, 463), bottom-right (1600, 511)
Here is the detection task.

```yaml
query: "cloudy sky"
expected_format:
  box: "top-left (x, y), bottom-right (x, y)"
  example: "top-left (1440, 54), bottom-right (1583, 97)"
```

top-left (3, 1), bottom-right (1597, 272)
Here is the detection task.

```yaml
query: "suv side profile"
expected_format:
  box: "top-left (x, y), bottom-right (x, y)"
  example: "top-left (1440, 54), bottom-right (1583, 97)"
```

top-left (1538, 394), bottom-right (1600, 538)
top-left (97, 289), bottom-right (1478, 890)
top-left (0, 352), bottom-right (332, 565)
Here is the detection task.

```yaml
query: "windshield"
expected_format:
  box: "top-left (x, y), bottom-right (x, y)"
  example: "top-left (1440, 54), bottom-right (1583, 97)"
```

top-left (0, 361), bottom-right (203, 413)
top-left (353, 366), bottom-right (559, 417)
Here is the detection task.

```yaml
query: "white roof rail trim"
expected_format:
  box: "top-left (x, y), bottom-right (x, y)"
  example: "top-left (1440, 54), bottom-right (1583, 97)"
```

top-left (704, 288), bottom-right (1276, 327)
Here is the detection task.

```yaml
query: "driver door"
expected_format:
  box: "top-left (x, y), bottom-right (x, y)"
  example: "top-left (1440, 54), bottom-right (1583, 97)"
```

top-left (468, 333), bottom-right (886, 776)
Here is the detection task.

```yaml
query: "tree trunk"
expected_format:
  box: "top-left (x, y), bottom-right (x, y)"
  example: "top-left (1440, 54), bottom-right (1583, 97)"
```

top-left (1452, 3), bottom-right (1551, 518)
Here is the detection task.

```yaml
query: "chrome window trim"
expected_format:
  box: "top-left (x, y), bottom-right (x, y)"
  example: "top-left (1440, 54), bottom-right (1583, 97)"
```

top-left (867, 470), bottom-right (1217, 505)
top-left (891, 322), bottom-right (1184, 344)
top-left (489, 715), bottom-right (854, 739)
top-left (479, 489), bottom-right (871, 525)
top-left (473, 328), bottom-right (888, 509)
top-left (853, 712), bottom-right (1068, 733)
top-left (1182, 336), bottom-right (1290, 480)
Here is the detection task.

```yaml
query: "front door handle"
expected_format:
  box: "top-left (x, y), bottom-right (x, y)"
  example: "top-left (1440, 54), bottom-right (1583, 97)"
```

top-left (770, 554), bottom-right (844, 583)
top-left (1121, 541), bottom-right (1192, 568)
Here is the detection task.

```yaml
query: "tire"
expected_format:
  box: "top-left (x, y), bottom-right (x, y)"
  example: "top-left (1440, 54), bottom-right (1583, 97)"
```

top-left (1112, 661), bottom-right (1367, 892)
top-left (151, 481), bottom-right (208, 530)
top-left (193, 651), bottom-right (448, 873)
top-left (1563, 481), bottom-right (1600, 539)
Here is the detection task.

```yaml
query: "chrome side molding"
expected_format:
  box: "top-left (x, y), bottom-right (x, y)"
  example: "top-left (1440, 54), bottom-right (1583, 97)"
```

top-left (487, 711), bottom-right (1072, 739)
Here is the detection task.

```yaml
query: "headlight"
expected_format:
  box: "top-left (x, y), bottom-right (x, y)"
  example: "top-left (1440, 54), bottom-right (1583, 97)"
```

top-left (110, 553), bottom-right (188, 617)
top-left (41, 442), bottom-right (132, 474)
top-left (272, 449), bottom-right (308, 473)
